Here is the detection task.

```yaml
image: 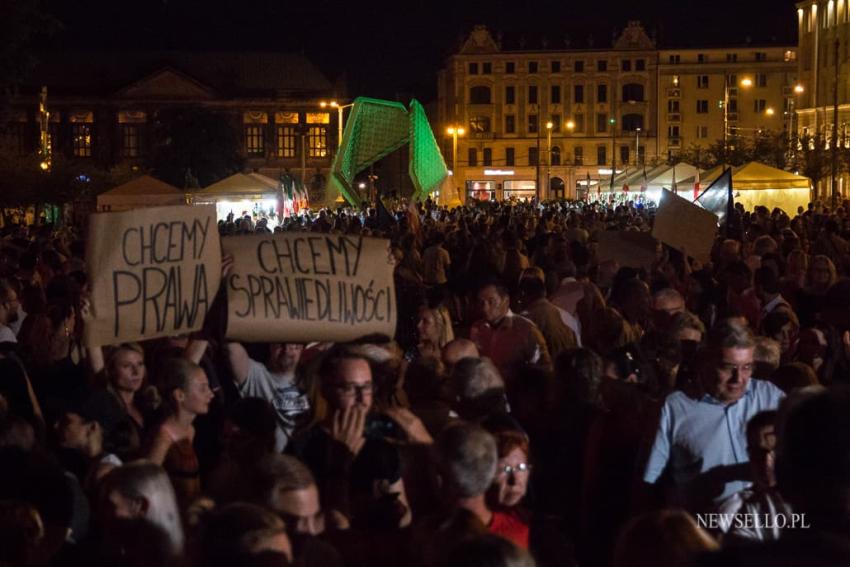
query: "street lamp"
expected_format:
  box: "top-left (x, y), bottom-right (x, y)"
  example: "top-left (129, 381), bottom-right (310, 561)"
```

top-left (724, 75), bottom-right (753, 152)
top-left (546, 121), bottom-right (553, 199)
top-left (635, 127), bottom-right (642, 166)
top-left (447, 126), bottom-right (465, 199)
top-left (320, 100), bottom-right (355, 155)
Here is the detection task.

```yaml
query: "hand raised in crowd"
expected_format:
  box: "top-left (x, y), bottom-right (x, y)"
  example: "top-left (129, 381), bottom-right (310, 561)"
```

top-left (384, 406), bottom-right (433, 445)
top-left (330, 405), bottom-right (367, 456)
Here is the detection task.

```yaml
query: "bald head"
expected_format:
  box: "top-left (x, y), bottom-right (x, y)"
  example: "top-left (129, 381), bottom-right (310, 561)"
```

top-left (442, 339), bottom-right (479, 370)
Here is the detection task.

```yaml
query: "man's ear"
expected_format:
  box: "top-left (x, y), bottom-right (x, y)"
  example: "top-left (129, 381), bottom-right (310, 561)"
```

top-left (134, 496), bottom-right (150, 517)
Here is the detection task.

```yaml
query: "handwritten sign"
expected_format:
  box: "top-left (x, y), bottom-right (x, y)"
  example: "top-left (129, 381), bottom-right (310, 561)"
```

top-left (84, 205), bottom-right (221, 347)
top-left (652, 189), bottom-right (718, 264)
top-left (595, 230), bottom-right (659, 269)
top-left (223, 234), bottom-right (396, 342)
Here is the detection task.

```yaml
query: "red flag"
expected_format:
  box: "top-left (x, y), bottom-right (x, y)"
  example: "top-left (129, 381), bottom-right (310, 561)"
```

top-left (693, 169), bottom-right (701, 200)
top-left (623, 183), bottom-right (629, 193)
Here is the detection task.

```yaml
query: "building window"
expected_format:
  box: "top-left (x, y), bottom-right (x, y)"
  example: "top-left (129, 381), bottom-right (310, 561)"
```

top-left (506, 61), bottom-right (515, 74)
top-left (528, 85), bottom-right (538, 104)
top-left (668, 125), bottom-right (680, 138)
top-left (596, 113), bottom-right (608, 133)
top-left (468, 148), bottom-right (478, 167)
top-left (697, 75), bottom-right (709, 89)
top-left (470, 86), bottom-right (492, 104)
top-left (755, 73), bottom-right (767, 87)
top-left (755, 51), bottom-right (767, 61)
top-left (728, 98), bottom-right (738, 113)
top-left (505, 86), bottom-right (516, 104)
top-left (573, 113), bottom-right (585, 132)
top-left (245, 125), bottom-right (265, 156)
top-left (469, 62), bottom-right (479, 75)
top-left (697, 125), bottom-right (709, 138)
top-left (574, 146), bottom-right (583, 165)
top-left (506, 147), bottom-right (515, 166)
top-left (597, 145), bottom-right (607, 165)
top-left (121, 124), bottom-right (141, 157)
top-left (620, 145), bottom-right (630, 165)
top-left (276, 126), bottom-right (297, 157)
top-left (622, 59), bottom-right (632, 72)
top-left (622, 83), bottom-right (645, 102)
top-left (307, 126), bottom-right (327, 157)
top-left (470, 116), bottom-right (491, 133)
top-left (754, 99), bottom-right (767, 112)
top-left (669, 54), bottom-right (680, 64)
top-left (597, 60), bottom-right (608, 72)
top-left (574, 60), bottom-right (585, 72)
top-left (551, 60), bottom-right (561, 73)
top-left (551, 146), bottom-right (561, 165)
top-left (668, 100), bottom-right (680, 113)
top-left (482, 62), bottom-right (492, 74)
top-left (636, 59), bottom-right (646, 71)
top-left (528, 147), bottom-right (539, 166)
top-left (696, 100), bottom-right (709, 113)
top-left (528, 61), bottom-right (539, 73)
top-left (726, 53), bottom-right (738, 62)
top-left (483, 147), bottom-right (492, 166)
top-left (621, 113), bottom-right (644, 131)
top-left (71, 123), bottom-right (92, 157)
top-left (505, 114), bottom-right (516, 133)
top-left (597, 84), bottom-right (608, 103)
top-left (528, 114), bottom-right (538, 133)
top-left (550, 114), bottom-right (561, 132)
top-left (574, 84), bottom-right (585, 103)
top-left (551, 85), bottom-right (561, 104)
top-left (697, 53), bottom-right (707, 63)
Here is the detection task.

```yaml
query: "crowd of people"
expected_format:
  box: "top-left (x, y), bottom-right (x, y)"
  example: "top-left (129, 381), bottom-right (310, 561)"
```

top-left (1, 196), bottom-right (850, 567)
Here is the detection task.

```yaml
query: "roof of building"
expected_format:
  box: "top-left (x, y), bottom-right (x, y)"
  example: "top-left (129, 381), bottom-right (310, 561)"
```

top-left (23, 51), bottom-right (335, 98)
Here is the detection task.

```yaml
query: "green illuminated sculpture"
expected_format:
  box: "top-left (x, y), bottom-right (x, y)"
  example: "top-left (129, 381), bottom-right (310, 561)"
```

top-left (329, 97), bottom-right (448, 206)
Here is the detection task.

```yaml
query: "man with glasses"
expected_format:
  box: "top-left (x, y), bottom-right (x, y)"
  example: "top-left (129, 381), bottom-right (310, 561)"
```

top-left (643, 320), bottom-right (785, 513)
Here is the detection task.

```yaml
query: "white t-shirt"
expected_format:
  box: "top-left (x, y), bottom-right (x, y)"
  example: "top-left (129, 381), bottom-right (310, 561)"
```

top-left (239, 359), bottom-right (310, 452)
top-left (0, 325), bottom-right (16, 343)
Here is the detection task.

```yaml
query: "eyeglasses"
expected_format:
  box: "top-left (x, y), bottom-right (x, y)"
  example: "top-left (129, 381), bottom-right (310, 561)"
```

top-left (498, 463), bottom-right (531, 476)
top-left (333, 382), bottom-right (375, 397)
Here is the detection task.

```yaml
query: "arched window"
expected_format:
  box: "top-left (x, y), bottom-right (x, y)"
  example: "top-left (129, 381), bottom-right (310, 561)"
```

top-left (550, 177), bottom-right (565, 199)
top-left (622, 83), bottom-right (645, 102)
top-left (550, 146), bottom-right (561, 165)
top-left (621, 113), bottom-right (644, 131)
top-left (470, 86), bottom-right (492, 104)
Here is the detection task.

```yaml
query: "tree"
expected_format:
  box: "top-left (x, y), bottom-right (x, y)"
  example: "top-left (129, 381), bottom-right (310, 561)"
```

top-left (792, 133), bottom-right (830, 192)
top-left (148, 108), bottom-right (243, 188)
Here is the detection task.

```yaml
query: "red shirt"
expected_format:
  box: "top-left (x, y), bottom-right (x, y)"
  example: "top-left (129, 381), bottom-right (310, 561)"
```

top-left (490, 509), bottom-right (530, 549)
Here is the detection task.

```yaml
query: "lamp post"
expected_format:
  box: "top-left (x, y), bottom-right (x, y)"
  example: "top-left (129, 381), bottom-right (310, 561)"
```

top-left (635, 127), bottom-right (641, 166)
top-left (320, 100), bottom-right (355, 155)
top-left (447, 126), bottom-right (465, 200)
top-left (546, 121), bottom-right (553, 200)
top-left (725, 76), bottom-right (753, 153)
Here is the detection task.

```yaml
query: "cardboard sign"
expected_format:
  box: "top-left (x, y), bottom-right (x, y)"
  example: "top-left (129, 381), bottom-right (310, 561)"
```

top-left (595, 230), bottom-right (659, 269)
top-left (651, 189), bottom-right (718, 264)
top-left (85, 205), bottom-right (221, 347)
top-left (223, 233), bottom-right (396, 342)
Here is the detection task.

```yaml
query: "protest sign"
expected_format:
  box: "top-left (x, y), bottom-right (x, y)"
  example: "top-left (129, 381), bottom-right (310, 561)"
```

top-left (652, 189), bottom-right (718, 264)
top-left (223, 233), bottom-right (396, 342)
top-left (84, 205), bottom-right (221, 347)
top-left (595, 230), bottom-right (659, 269)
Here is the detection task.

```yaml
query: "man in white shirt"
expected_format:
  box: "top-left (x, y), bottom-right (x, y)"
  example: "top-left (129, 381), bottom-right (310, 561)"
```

top-left (226, 342), bottom-right (310, 452)
top-left (0, 279), bottom-right (21, 343)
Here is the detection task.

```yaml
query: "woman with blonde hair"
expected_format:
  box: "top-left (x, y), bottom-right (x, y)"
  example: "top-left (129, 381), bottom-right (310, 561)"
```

top-left (100, 461), bottom-right (184, 556)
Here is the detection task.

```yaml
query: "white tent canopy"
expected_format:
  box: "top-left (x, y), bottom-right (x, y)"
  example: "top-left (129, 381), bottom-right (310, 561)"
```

top-left (96, 175), bottom-right (186, 211)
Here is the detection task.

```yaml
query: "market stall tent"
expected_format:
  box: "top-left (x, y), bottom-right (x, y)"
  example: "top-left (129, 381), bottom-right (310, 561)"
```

top-left (731, 162), bottom-right (812, 214)
top-left (96, 175), bottom-right (186, 211)
top-left (193, 172), bottom-right (283, 224)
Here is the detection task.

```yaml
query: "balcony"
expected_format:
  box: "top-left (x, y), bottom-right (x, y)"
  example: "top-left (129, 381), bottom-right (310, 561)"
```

top-left (669, 137), bottom-right (681, 147)
top-left (668, 113), bottom-right (681, 122)
top-left (666, 88), bottom-right (681, 98)
top-left (469, 131), bottom-right (494, 140)
top-left (728, 112), bottom-right (739, 122)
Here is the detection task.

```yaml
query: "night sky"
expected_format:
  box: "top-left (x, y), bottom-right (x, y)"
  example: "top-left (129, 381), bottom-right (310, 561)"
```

top-left (43, 0), bottom-right (799, 100)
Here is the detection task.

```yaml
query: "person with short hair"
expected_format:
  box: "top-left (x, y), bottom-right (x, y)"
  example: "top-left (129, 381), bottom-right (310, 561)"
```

top-left (643, 321), bottom-right (785, 512)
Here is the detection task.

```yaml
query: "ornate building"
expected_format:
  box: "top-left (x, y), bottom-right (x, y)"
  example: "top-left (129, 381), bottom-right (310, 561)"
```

top-left (2, 51), bottom-right (342, 193)
top-left (438, 23), bottom-right (797, 201)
